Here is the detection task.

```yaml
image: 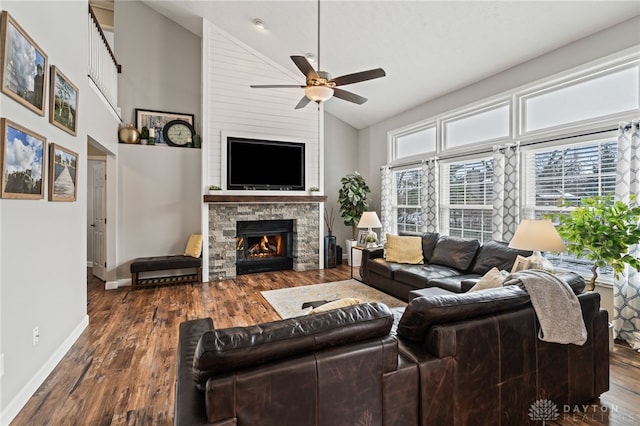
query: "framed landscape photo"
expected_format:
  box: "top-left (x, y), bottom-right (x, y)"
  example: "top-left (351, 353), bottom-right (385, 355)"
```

top-left (49, 66), bottom-right (79, 136)
top-left (0, 11), bottom-right (48, 116)
top-left (1, 118), bottom-right (46, 199)
top-left (135, 109), bottom-right (194, 145)
top-left (48, 143), bottom-right (78, 202)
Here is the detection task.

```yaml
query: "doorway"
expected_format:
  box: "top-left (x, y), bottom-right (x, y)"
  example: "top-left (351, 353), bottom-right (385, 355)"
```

top-left (87, 140), bottom-right (110, 282)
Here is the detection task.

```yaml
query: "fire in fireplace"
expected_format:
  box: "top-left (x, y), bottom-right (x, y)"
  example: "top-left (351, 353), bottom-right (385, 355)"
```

top-left (236, 220), bottom-right (294, 275)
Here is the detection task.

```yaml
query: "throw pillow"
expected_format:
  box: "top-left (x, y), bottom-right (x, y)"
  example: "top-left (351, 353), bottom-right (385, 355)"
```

top-left (468, 267), bottom-right (507, 292)
top-left (310, 297), bottom-right (362, 313)
top-left (184, 234), bottom-right (203, 258)
top-left (385, 233), bottom-right (424, 264)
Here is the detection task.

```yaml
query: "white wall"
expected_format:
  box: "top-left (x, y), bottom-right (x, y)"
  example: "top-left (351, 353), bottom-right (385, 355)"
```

top-left (114, 0), bottom-right (202, 281)
top-left (359, 16), bottom-right (640, 211)
top-left (324, 113), bottom-right (359, 249)
top-left (0, 1), bottom-right (119, 423)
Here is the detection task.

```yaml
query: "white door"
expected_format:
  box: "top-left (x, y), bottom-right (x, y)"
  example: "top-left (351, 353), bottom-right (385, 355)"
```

top-left (92, 161), bottom-right (106, 280)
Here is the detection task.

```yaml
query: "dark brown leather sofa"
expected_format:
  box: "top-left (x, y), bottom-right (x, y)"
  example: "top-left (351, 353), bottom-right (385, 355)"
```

top-left (174, 280), bottom-right (609, 425)
top-left (360, 233), bottom-right (536, 300)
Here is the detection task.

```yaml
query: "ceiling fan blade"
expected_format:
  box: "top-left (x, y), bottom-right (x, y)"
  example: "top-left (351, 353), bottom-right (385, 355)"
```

top-left (331, 68), bottom-right (386, 87)
top-left (250, 84), bottom-right (305, 88)
top-left (294, 96), bottom-right (312, 109)
top-left (291, 56), bottom-right (319, 80)
top-left (333, 88), bottom-right (367, 105)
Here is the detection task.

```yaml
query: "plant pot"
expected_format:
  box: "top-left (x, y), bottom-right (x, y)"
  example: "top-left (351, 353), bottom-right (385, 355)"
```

top-left (346, 239), bottom-right (360, 266)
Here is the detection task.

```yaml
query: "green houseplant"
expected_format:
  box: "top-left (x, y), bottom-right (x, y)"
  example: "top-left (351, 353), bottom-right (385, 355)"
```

top-left (338, 171), bottom-right (370, 240)
top-left (545, 195), bottom-right (640, 291)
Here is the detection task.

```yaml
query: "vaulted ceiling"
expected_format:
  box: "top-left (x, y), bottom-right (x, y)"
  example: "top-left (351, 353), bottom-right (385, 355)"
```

top-left (142, 1), bottom-right (639, 130)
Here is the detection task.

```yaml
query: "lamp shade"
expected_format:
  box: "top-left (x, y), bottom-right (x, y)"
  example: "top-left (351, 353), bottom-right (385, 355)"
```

top-left (508, 219), bottom-right (567, 252)
top-left (305, 85), bottom-right (334, 102)
top-left (357, 211), bottom-right (382, 229)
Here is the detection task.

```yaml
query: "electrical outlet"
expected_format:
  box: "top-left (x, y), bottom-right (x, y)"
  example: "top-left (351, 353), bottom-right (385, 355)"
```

top-left (33, 327), bottom-right (39, 345)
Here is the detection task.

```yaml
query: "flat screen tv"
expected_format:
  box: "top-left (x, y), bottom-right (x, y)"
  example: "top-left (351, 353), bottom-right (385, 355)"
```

top-left (227, 137), bottom-right (305, 191)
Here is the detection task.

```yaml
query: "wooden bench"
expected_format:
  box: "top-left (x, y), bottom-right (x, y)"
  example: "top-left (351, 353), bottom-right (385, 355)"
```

top-left (130, 255), bottom-right (202, 290)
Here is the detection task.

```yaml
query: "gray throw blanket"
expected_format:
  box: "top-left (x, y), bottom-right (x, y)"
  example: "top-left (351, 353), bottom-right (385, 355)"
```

top-left (508, 270), bottom-right (587, 345)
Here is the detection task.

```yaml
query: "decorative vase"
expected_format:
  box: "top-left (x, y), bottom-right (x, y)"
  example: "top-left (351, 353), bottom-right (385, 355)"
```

top-left (119, 124), bottom-right (140, 144)
top-left (324, 235), bottom-right (337, 269)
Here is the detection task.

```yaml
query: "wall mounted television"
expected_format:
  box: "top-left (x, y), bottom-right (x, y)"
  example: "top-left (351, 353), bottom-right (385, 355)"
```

top-left (227, 137), bottom-right (306, 191)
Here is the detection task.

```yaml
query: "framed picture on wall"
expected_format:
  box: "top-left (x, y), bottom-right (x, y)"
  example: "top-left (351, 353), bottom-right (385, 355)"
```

top-left (0, 11), bottom-right (48, 116)
top-left (48, 143), bottom-right (78, 202)
top-left (135, 108), bottom-right (194, 145)
top-left (0, 118), bottom-right (46, 199)
top-left (49, 66), bottom-right (79, 136)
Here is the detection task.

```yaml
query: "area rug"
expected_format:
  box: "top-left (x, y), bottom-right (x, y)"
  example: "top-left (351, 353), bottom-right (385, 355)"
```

top-left (261, 279), bottom-right (406, 319)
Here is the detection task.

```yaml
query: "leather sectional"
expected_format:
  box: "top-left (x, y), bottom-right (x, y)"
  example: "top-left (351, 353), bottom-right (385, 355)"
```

top-left (174, 279), bottom-right (609, 425)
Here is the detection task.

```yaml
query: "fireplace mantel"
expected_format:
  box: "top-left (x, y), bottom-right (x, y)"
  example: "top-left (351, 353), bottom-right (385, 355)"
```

top-left (204, 195), bottom-right (327, 203)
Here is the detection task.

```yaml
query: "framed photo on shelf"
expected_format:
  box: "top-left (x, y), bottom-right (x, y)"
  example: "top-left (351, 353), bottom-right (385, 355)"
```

top-left (357, 230), bottom-right (368, 247)
top-left (1, 118), bottom-right (46, 199)
top-left (49, 66), bottom-right (79, 136)
top-left (0, 11), bottom-right (48, 116)
top-left (134, 108), bottom-right (194, 145)
top-left (48, 143), bottom-right (78, 202)
top-left (511, 255), bottom-right (530, 273)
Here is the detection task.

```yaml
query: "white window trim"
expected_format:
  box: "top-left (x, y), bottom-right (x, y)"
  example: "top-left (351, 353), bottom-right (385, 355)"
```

top-left (388, 121), bottom-right (437, 166)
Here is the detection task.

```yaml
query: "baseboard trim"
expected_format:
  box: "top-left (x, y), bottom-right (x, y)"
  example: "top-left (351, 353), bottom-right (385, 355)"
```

top-left (0, 315), bottom-right (89, 426)
top-left (105, 278), bottom-right (131, 290)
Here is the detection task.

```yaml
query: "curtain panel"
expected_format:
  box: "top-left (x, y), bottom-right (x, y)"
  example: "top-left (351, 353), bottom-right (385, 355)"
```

top-left (492, 143), bottom-right (520, 242)
top-left (613, 120), bottom-right (640, 349)
top-left (420, 158), bottom-right (439, 233)
top-left (380, 166), bottom-right (394, 239)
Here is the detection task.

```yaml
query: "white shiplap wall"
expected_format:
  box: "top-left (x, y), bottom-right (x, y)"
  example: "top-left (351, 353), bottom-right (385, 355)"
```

top-left (203, 21), bottom-right (320, 190)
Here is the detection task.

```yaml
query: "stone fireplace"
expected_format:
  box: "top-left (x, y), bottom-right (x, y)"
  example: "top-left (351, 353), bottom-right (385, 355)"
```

top-left (235, 219), bottom-right (294, 275)
top-left (207, 199), bottom-right (322, 280)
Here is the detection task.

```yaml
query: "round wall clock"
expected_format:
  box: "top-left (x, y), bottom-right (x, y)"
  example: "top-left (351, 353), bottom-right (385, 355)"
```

top-left (163, 120), bottom-right (195, 147)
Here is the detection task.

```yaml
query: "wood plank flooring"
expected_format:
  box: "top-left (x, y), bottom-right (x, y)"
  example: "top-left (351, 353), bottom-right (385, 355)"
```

top-left (10, 265), bottom-right (640, 425)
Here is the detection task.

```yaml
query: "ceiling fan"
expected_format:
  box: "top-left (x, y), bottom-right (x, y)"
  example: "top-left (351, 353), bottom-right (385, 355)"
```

top-left (250, 0), bottom-right (386, 109)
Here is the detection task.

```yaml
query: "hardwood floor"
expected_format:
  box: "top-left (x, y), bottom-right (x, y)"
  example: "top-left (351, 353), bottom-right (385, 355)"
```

top-left (10, 265), bottom-right (640, 425)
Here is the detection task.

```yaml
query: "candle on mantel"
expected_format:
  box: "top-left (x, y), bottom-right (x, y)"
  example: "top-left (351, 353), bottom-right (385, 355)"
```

top-left (149, 128), bottom-right (155, 137)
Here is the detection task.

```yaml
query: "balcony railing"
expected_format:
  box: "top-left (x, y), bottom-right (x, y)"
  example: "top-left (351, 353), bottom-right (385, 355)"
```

top-left (88, 5), bottom-right (120, 112)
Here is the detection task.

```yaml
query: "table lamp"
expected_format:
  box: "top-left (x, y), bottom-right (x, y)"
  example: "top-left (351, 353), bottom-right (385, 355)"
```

top-left (357, 211), bottom-right (382, 248)
top-left (508, 219), bottom-right (567, 272)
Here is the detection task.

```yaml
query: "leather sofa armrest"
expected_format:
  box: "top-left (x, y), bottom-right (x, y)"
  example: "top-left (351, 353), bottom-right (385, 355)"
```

top-left (359, 247), bottom-right (384, 280)
top-left (460, 279), bottom-right (479, 292)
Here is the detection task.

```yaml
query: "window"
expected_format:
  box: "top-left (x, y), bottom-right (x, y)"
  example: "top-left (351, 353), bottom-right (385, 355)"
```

top-left (393, 125), bottom-right (436, 161)
top-left (443, 102), bottom-right (511, 150)
top-left (394, 168), bottom-right (422, 233)
top-left (523, 139), bottom-right (618, 276)
top-left (441, 158), bottom-right (493, 242)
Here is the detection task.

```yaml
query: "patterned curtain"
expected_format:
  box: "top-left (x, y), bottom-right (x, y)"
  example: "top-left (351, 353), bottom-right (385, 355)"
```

top-left (420, 158), bottom-right (439, 233)
top-left (492, 143), bottom-right (520, 242)
top-left (380, 166), bottom-right (394, 239)
top-left (613, 120), bottom-right (640, 349)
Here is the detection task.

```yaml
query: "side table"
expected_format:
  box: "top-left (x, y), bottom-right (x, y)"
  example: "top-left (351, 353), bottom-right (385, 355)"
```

top-left (350, 245), bottom-right (383, 282)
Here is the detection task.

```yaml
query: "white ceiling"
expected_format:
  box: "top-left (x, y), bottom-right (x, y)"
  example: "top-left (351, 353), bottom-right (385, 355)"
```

top-left (142, 1), bottom-right (640, 130)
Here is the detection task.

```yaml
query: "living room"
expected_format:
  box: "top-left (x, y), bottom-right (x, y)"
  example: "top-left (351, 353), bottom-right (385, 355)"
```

top-left (1, 0), bottom-right (640, 425)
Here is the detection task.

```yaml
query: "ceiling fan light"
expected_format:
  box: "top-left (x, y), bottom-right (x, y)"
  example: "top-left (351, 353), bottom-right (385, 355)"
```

top-left (305, 85), bottom-right (334, 103)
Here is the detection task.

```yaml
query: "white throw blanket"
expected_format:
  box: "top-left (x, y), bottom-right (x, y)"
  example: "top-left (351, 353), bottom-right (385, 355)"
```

top-left (508, 270), bottom-right (587, 345)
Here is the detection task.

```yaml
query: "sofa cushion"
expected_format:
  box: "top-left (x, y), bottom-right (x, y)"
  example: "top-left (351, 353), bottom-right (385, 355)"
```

top-left (192, 302), bottom-right (393, 388)
top-left (310, 297), bottom-right (362, 313)
top-left (368, 258), bottom-right (407, 279)
top-left (394, 264), bottom-right (461, 289)
top-left (385, 234), bottom-right (424, 264)
top-left (471, 240), bottom-right (532, 275)
top-left (184, 233), bottom-right (203, 258)
top-left (468, 267), bottom-right (507, 292)
top-left (429, 236), bottom-right (480, 271)
top-left (396, 286), bottom-right (531, 343)
top-left (425, 273), bottom-right (483, 293)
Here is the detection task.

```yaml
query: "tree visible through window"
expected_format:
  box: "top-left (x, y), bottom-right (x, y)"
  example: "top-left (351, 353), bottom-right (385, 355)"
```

top-left (394, 168), bottom-right (421, 233)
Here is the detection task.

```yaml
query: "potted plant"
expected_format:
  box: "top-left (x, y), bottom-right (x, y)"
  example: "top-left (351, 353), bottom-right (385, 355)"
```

top-left (338, 171), bottom-right (370, 265)
top-left (208, 185), bottom-right (222, 194)
top-left (545, 195), bottom-right (640, 291)
top-left (140, 126), bottom-right (149, 145)
top-left (309, 186), bottom-right (320, 194)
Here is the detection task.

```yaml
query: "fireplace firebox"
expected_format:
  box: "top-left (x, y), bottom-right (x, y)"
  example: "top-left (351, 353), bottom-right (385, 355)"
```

top-left (236, 220), bottom-right (294, 275)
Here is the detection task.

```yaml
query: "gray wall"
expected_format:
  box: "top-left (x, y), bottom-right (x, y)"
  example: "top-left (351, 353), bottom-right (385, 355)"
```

top-left (324, 113), bottom-right (359, 250)
top-left (359, 16), bottom-right (640, 212)
top-left (0, 1), bottom-right (119, 421)
top-left (114, 0), bottom-right (202, 281)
